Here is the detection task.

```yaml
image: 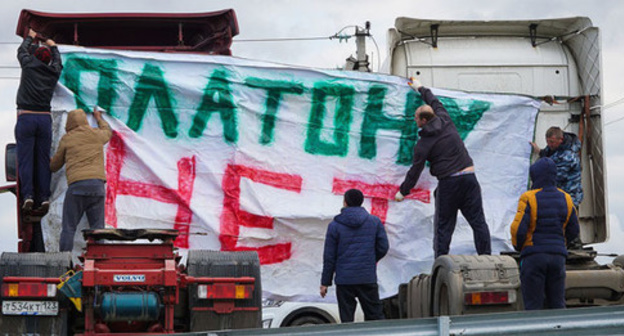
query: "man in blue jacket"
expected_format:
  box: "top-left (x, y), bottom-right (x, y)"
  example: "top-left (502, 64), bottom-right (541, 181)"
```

top-left (320, 189), bottom-right (389, 322)
top-left (511, 157), bottom-right (579, 310)
top-left (395, 79), bottom-right (491, 258)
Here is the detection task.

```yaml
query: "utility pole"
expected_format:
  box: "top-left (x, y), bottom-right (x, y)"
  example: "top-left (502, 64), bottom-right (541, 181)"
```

top-left (355, 21), bottom-right (370, 72)
top-left (344, 21), bottom-right (371, 72)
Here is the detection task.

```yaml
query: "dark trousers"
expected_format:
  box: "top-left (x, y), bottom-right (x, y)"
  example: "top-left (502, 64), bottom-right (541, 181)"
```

top-left (336, 284), bottom-right (384, 323)
top-left (521, 253), bottom-right (566, 310)
top-left (15, 113), bottom-right (52, 204)
top-left (60, 179), bottom-right (106, 252)
top-left (434, 173), bottom-right (491, 257)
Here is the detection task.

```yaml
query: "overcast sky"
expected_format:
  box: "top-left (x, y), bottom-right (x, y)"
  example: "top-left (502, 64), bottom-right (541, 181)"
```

top-left (0, 0), bottom-right (623, 260)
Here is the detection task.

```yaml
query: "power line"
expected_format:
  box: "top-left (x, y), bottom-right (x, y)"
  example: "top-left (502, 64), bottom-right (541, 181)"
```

top-left (601, 95), bottom-right (624, 126)
top-left (234, 28), bottom-right (358, 44)
top-left (234, 36), bottom-right (337, 42)
top-left (604, 96), bottom-right (624, 110)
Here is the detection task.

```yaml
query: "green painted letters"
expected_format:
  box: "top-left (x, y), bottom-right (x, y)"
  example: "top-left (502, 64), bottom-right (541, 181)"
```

top-left (245, 78), bottom-right (304, 145)
top-left (61, 57), bottom-right (119, 116)
top-left (439, 97), bottom-right (491, 140)
top-left (126, 64), bottom-right (178, 138)
top-left (190, 69), bottom-right (237, 143)
top-left (360, 86), bottom-right (420, 165)
top-left (304, 83), bottom-right (355, 156)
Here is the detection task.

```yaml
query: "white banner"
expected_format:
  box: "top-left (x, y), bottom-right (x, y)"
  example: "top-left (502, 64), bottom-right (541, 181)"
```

top-left (44, 46), bottom-right (540, 301)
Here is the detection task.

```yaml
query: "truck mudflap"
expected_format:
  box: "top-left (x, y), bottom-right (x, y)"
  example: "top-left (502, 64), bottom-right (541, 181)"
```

top-left (429, 255), bottom-right (522, 316)
top-left (186, 250), bottom-right (262, 331)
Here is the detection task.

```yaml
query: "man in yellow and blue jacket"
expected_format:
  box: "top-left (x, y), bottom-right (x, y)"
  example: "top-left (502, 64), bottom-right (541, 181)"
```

top-left (510, 157), bottom-right (579, 310)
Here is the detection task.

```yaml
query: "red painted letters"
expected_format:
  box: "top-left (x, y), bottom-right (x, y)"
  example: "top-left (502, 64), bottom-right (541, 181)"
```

top-left (106, 131), bottom-right (197, 248)
top-left (220, 164), bottom-right (302, 264)
top-left (332, 178), bottom-right (430, 224)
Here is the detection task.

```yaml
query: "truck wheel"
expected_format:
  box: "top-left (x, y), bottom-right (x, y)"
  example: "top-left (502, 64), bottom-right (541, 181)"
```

top-left (437, 283), bottom-right (450, 315)
top-left (288, 315), bottom-right (326, 326)
top-left (407, 274), bottom-right (427, 318)
top-left (407, 274), bottom-right (431, 318)
top-left (420, 274), bottom-right (432, 317)
top-left (613, 255), bottom-right (624, 268)
top-left (186, 250), bottom-right (261, 331)
top-left (0, 252), bottom-right (72, 335)
top-left (433, 270), bottom-right (459, 316)
top-left (431, 257), bottom-right (464, 317)
top-left (397, 282), bottom-right (408, 318)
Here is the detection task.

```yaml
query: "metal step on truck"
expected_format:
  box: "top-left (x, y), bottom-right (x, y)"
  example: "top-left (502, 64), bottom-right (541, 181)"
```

top-left (380, 16), bottom-right (624, 318)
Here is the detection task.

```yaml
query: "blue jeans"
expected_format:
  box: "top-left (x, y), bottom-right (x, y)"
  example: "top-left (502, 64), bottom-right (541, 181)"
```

top-left (59, 179), bottom-right (106, 252)
top-left (521, 253), bottom-right (567, 310)
top-left (15, 113), bottom-right (52, 204)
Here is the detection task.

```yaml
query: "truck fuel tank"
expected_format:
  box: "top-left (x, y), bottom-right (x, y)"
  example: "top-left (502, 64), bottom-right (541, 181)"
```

top-left (98, 292), bottom-right (161, 322)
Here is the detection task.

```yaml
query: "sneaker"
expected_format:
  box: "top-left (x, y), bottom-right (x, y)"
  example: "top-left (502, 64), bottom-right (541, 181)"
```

top-left (22, 198), bottom-right (34, 211)
top-left (38, 200), bottom-right (50, 214)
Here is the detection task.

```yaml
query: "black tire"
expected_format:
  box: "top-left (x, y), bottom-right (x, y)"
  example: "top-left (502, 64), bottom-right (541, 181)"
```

top-left (407, 274), bottom-right (431, 318)
top-left (186, 250), bottom-right (261, 331)
top-left (420, 275), bottom-right (432, 317)
top-left (288, 315), bottom-right (327, 326)
top-left (381, 294), bottom-right (400, 319)
top-left (0, 252), bottom-right (73, 335)
top-left (397, 282), bottom-right (408, 318)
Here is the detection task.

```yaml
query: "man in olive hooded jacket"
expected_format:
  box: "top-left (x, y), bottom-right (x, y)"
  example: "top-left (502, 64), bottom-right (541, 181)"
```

top-left (51, 107), bottom-right (112, 252)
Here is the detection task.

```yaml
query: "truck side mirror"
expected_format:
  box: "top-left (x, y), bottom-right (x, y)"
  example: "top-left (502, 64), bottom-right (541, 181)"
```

top-left (5, 143), bottom-right (16, 182)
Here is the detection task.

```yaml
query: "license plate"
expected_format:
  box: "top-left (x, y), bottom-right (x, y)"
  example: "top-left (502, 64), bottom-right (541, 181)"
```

top-left (2, 300), bottom-right (58, 316)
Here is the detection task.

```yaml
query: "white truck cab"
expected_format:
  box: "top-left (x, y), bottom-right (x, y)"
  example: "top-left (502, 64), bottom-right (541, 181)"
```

top-left (388, 17), bottom-right (605, 241)
top-left (383, 17), bottom-right (622, 318)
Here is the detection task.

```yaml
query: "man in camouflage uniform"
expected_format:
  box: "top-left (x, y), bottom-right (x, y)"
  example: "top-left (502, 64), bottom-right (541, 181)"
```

top-left (531, 126), bottom-right (583, 207)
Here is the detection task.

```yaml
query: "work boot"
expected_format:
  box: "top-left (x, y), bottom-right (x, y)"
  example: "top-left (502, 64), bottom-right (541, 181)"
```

top-left (22, 198), bottom-right (34, 211)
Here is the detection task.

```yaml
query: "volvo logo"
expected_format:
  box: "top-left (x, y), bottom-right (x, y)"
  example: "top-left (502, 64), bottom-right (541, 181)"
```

top-left (113, 274), bottom-right (146, 282)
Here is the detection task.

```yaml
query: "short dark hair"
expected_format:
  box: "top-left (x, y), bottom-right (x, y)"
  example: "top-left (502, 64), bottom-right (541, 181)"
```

top-left (546, 126), bottom-right (564, 139)
top-left (344, 189), bottom-right (364, 207)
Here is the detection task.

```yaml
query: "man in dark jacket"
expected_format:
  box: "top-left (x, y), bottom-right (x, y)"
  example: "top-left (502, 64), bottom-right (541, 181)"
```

top-left (395, 79), bottom-right (491, 258)
top-left (530, 126), bottom-right (583, 207)
top-left (320, 189), bottom-right (389, 322)
top-left (511, 157), bottom-right (579, 310)
top-left (15, 28), bottom-right (63, 214)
